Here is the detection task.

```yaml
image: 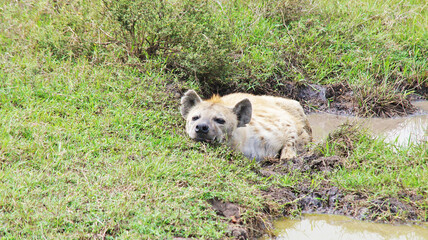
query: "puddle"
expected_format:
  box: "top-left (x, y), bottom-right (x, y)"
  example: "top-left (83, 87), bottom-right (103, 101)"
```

top-left (258, 102), bottom-right (428, 240)
top-left (308, 101), bottom-right (428, 146)
top-left (261, 214), bottom-right (428, 240)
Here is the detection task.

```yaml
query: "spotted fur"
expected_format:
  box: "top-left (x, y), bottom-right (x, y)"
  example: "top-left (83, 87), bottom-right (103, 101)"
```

top-left (180, 90), bottom-right (312, 161)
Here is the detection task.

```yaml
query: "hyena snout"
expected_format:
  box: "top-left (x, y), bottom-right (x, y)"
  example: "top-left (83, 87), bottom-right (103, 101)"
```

top-left (195, 123), bottom-right (209, 134)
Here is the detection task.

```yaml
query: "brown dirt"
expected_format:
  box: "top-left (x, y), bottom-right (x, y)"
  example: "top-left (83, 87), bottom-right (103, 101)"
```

top-left (261, 183), bottom-right (422, 221)
top-left (256, 154), bottom-right (427, 238)
top-left (193, 79), bottom-right (426, 117)
top-left (207, 198), bottom-right (251, 239)
top-left (280, 81), bottom-right (421, 117)
top-left (207, 152), bottom-right (427, 239)
top-left (174, 78), bottom-right (427, 239)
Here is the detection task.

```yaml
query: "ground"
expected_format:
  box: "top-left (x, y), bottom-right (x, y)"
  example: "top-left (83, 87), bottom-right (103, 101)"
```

top-left (207, 126), bottom-right (428, 238)
top-left (0, 0), bottom-right (427, 239)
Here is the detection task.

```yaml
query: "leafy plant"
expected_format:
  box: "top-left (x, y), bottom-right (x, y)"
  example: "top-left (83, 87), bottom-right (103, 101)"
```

top-left (103, 0), bottom-right (234, 84)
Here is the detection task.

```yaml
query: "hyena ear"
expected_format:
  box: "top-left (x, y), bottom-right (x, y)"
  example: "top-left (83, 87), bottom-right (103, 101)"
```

top-left (180, 90), bottom-right (202, 118)
top-left (233, 98), bottom-right (252, 127)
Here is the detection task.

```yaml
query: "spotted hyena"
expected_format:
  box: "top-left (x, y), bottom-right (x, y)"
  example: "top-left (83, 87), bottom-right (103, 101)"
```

top-left (180, 90), bottom-right (312, 161)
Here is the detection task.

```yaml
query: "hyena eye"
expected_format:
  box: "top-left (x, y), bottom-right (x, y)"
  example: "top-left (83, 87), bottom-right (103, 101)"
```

top-left (192, 116), bottom-right (200, 121)
top-left (214, 118), bottom-right (225, 124)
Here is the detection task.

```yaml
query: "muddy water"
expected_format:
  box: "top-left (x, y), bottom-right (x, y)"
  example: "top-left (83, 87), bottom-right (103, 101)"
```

top-left (260, 102), bottom-right (428, 240)
top-left (308, 101), bottom-right (428, 146)
top-left (262, 214), bottom-right (428, 240)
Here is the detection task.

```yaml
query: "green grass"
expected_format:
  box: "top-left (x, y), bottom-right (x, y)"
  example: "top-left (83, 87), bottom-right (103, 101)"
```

top-left (318, 126), bottom-right (427, 195)
top-left (1, 0), bottom-right (427, 238)
top-left (311, 124), bottom-right (428, 221)
top-left (0, 55), bottom-right (266, 238)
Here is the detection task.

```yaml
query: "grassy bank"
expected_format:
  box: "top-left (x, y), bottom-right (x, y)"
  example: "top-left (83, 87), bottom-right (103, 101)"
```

top-left (0, 53), bottom-right (269, 237)
top-left (1, 0), bottom-right (427, 238)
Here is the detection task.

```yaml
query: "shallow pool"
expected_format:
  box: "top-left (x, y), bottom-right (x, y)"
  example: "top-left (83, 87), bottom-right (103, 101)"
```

top-left (307, 100), bottom-right (428, 147)
top-left (261, 214), bottom-right (428, 240)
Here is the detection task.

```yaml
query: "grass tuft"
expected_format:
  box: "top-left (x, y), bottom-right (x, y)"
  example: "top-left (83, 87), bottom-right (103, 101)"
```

top-left (0, 0), bottom-right (427, 238)
top-left (353, 77), bottom-right (416, 117)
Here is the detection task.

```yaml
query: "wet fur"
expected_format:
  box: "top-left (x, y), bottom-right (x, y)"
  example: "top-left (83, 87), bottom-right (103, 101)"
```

top-left (180, 90), bottom-right (312, 161)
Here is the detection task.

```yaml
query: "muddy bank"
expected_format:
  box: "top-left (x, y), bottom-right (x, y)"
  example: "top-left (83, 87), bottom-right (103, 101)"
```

top-left (193, 83), bottom-right (428, 239)
top-left (206, 152), bottom-right (427, 239)
top-left (278, 81), bottom-right (424, 117)
top-left (203, 118), bottom-right (427, 239)
top-left (207, 198), bottom-right (252, 240)
top-left (176, 80), bottom-right (426, 117)
top-left (259, 153), bottom-right (426, 223)
top-left (173, 73), bottom-right (428, 117)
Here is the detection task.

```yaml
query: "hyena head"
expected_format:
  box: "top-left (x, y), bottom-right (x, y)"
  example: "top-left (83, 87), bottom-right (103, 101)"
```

top-left (180, 90), bottom-right (252, 143)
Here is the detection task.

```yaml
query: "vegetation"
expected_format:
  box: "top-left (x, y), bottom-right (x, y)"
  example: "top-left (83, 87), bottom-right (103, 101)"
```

top-left (0, 0), bottom-right (426, 238)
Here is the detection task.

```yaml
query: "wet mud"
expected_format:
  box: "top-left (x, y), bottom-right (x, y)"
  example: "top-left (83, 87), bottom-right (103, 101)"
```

top-left (259, 153), bottom-right (425, 221)
top-left (176, 77), bottom-right (427, 117)
top-left (195, 83), bottom-right (428, 239)
top-left (208, 153), bottom-right (427, 239)
top-left (293, 82), bottom-right (424, 117)
top-left (295, 83), bottom-right (357, 115)
top-left (207, 199), bottom-right (250, 240)
top-left (206, 109), bottom-right (427, 239)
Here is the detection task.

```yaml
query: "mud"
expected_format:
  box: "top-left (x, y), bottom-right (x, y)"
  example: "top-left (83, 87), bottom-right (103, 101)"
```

top-left (198, 84), bottom-right (427, 239)
top-left (297, 82), bottom-right (424, 116)
top-left (262, 180), bottom-right (422, 223)
top-left (209, 153), bottom-right (426, 239)
top-left (259, 153), bottom-right (425, 221)
top-left (179, 77), bottom-right (427, 117)
top-left (209, 132), bottom-right (426, 239)
top-left (207, 198), bottom-right (251, 239)
top-left (296, 83), bottom-right (357, 115)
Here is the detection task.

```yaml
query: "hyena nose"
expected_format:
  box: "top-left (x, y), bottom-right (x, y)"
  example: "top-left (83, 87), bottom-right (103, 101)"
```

top-left (195, 123), bottom-right (209, 134)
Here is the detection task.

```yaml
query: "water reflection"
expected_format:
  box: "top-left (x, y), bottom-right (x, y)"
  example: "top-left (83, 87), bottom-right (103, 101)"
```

top-left (263, 214), bottom-right (428, 240)
top-left (307, 101), bottom-right (428, 146)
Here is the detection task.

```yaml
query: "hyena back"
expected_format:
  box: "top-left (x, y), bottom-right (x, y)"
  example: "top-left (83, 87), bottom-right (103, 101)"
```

top-left (180, 90), bottom-right (312, 161)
